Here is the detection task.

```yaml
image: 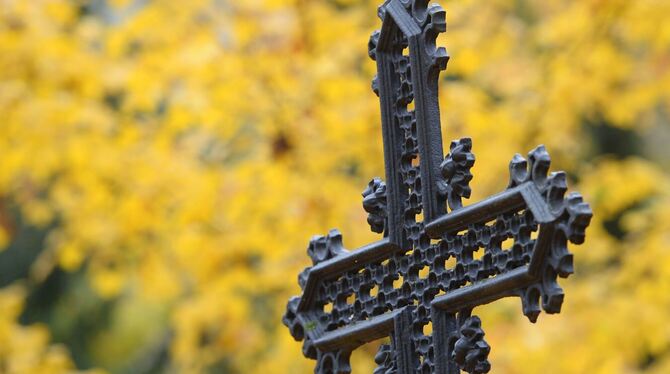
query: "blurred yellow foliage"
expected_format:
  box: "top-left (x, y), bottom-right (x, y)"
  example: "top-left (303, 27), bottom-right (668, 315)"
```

top-left (0, 0), bottom-right (669, 373)
top-left (0, 285), bottom-right (75, 373)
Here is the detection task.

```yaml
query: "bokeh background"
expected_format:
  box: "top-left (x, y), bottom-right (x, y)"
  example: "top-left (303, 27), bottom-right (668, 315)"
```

top-left (1, 0), bottom-right (669, 373)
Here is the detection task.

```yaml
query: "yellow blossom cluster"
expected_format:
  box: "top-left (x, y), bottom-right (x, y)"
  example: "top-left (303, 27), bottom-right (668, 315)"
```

top-left (0, 285), bottom-right (76, 373)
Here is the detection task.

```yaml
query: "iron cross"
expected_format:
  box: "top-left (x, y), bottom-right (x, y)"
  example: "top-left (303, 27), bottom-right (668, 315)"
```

top-left (283, 1), bottom-right (593, 373)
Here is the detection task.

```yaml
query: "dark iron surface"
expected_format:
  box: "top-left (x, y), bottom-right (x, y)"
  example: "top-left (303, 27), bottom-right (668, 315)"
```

top-left (283, 1), bottom-right (593, 373)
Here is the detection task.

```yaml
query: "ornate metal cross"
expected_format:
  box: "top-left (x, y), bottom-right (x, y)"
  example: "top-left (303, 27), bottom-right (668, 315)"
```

top-left (283, 1), bottom-right (593, 373)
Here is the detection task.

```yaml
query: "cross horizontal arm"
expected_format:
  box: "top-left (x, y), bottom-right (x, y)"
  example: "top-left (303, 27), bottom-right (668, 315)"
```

top-left (425, 182), bottom-right (555, 238)
top-left (314, 309), bottom-right (400, 352)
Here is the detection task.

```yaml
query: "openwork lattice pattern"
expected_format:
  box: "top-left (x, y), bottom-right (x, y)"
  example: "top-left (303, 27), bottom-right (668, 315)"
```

top-left (283, 1), bottom-right (592, 373)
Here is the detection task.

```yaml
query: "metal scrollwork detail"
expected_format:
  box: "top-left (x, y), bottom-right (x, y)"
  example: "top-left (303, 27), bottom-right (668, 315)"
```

top-left (369, 29), bottom-right (381, 61)
top-left (369, 30), bottom-right (381, 96)
top-left (439, 138), bottom-right (475, 211)
top-left (282, 296), bottom-right (304, 341)
top-left (509, 146), bottom-right (593, 321)
top-left (373, 344), bottom-right (397, 374)
top-left (507, 145), bottom-right (550, 189)
top-left (316, 350), bottom-right (353, 374)
top-left (423, 4), bottom-right (449, 72)
top-left (282, 296), bottom-right (319, 362)
top-left (308, 229), bottom-right (349, 266)
top-left (363, 178), bottom-right (388, 234)
top-left (452, 316), bottom-right (491, 374)
top-left (565, 192), bottom-right (592, 245)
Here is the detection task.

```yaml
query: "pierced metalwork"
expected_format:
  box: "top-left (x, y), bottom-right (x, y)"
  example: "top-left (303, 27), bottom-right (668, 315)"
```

top-left (283, 1), bottom-right (593, 373)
